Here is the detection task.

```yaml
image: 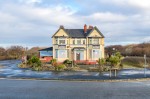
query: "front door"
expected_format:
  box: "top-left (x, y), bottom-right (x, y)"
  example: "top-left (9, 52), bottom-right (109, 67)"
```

top-left (74, 50), bottom-right (84, 61)
top-left (76, 52), bottom-right (80, 60)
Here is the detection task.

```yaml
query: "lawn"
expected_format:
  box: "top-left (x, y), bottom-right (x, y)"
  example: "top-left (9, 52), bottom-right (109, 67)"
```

top-left (122, 56), bottom-right (150, 69)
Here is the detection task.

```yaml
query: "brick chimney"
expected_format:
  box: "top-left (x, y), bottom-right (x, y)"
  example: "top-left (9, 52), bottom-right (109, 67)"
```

top-left (84, 24), bottom-right (87, 33)
top-left (60, 25), bottom-right (64, 29)
top-left (89, 25), bottom-right (93, 29)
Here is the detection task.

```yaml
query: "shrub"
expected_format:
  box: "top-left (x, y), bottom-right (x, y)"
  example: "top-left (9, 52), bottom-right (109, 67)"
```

top-left (108, 52), bottom-right (123, 68)
top-left (97, 58), bottom-right (105, 73)
top-left (50, 59), bottom-right (57, 65)
top-left (57, 64), bottom-right (66, 71)
top-left (50, 59), bottom-right (57, 71)
top-left (63, 59), bottom-right (72, 67)
top-left (109, 56), bottom-right (120, 67)
top-left (27, 56), bottom-right (42, 71)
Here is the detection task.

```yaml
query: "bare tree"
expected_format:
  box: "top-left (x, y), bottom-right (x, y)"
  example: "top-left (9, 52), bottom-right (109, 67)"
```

top-left (6, 46), bottom-right (24, 59)
top-left (0, 47), bottom-right (6, 56)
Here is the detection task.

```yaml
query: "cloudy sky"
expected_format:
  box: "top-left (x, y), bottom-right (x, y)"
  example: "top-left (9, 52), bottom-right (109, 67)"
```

top-left (0, 0), bottom-right (150, 48)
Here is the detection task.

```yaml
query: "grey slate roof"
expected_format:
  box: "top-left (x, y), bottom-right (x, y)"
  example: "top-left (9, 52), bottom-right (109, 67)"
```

top-left (65, 29), bottom-right (92, 38)
top-left (52, 26), bottom-right (105, 38)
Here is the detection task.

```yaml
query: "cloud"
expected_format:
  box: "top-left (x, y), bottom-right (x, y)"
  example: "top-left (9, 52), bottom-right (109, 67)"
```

top-left (102, 0), bottom-right (150, 11)
top-left (19, 0), bottom-right (42, 5)
top-left (86, 12), bottom-right (127, 22)
top-left (5, 3), bottom-right (78, 25)
top-left (0, 0), bottom-right (150, 47)
top-left (0, 1), bottom-right (80, 47)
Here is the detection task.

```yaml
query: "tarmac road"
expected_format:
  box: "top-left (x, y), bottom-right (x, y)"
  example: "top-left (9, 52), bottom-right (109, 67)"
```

top-left (0, 79), bottom-right (150, 99)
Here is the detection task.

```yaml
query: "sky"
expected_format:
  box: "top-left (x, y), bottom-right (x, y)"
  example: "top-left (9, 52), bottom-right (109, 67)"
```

top-left (0, 0), bottom-right (150, 48)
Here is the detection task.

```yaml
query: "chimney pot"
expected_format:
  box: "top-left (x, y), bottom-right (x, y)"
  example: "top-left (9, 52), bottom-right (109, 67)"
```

top-left (60, 25), bottom-right (64, 29)
top-left (89, 25), bottom-right (93, 29)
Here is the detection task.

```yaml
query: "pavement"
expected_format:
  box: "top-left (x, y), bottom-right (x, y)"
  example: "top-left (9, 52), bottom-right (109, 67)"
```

top-left (0, 79), bottom-right (150, 99)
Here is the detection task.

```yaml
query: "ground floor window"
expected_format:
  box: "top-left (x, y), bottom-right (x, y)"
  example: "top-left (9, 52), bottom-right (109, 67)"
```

top-left (55, 49), bottom-right (67, 58)
top-left (92, 49), bottom-right (100, 60)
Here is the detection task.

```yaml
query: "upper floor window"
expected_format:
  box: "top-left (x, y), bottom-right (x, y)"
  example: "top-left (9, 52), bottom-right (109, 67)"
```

top-left (55, 38), bottom-right (58, 44)
top-left (59, 38), bottom-right (66, 45)
top-left (77, 39), bottom-right (81, 44)
top-left (73, 39), bottom-right (75, 44)
top-left (93, 38), bottom-right (99, 44)
top-left (72, 39), bottom-right (75, 44)
top-left (88, 38), bottom-right (99, 44)
top-left (59, 40), bottom-right (65, 44)
top-left (89, 38), bottom-right (92, 44)
top-left (83, 40), bottom-right (85, 44)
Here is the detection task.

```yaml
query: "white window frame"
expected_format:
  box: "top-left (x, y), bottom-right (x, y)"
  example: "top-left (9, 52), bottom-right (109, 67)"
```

top-left (93, 38), bottom-right (99, 44)
top-left (76, 39), bottom-right (81, 45)
top-left (58, 38), bottom-right (66, 45)
top-left (73, 39), bottom-right (75, 44)
top-left (89, 38), bottom-right (92, 44)
top-left (92, 49), bottom-right (100, 60)
top-left (82, 39), bottom-right (86, 44)
top-left (57, 49), bottom-right (67, 58)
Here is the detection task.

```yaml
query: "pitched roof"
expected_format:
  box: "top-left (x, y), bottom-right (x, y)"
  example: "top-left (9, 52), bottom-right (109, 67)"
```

top-left (52, 26), bottom-right (104, 38)
top-left (65, 29), bottom-right (92, 38)
top-left (86, 26), bottom-right (105, 37)
top-left (39, 47), bottom-right (53, 51)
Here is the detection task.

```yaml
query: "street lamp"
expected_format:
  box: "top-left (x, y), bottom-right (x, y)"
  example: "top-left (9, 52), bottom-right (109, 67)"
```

top-left (144, 54), bottom-right (148, 77)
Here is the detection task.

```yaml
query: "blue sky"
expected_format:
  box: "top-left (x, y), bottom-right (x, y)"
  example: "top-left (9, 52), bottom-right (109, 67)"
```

top-left (0, 0), bottom-right (150, 48)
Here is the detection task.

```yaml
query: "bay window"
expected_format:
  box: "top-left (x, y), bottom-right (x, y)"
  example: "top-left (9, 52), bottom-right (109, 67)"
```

top-left (55, 49), bottom-right (67, 58)
top-left (92, 49), bottom-right (100, 60)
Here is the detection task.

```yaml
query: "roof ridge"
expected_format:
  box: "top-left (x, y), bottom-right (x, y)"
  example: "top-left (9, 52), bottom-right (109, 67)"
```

top-left (65, 28), bottom-right (92, 30)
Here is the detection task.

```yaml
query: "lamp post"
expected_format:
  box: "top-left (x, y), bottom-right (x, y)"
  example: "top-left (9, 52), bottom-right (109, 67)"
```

top-left (144, 54), bottom-right (147, 77)
top-left (24, 47), bottom-right (28, 64)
